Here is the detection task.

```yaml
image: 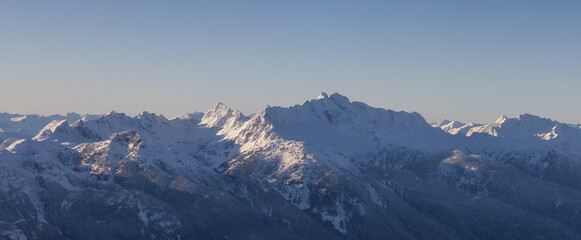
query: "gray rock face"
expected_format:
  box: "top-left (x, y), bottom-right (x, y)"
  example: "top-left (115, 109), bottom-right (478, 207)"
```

top-left (1, 94), bottom-right (581, 239)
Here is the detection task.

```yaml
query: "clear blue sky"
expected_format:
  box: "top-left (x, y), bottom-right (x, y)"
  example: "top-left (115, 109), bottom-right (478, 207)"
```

top-left (1, 1), bottom-right (580, 123)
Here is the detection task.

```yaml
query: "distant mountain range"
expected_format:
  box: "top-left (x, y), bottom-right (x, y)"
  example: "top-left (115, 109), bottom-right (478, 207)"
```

top-left (1, 93), bottom-right (580, 239)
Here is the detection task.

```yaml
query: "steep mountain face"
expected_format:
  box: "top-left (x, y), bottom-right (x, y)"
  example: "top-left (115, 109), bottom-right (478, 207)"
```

top-left (1, 93), bottom-right (581, 239)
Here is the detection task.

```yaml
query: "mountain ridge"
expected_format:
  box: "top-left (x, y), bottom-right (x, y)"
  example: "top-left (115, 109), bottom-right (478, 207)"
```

top-left (1, 93), bottom-right (580, 239)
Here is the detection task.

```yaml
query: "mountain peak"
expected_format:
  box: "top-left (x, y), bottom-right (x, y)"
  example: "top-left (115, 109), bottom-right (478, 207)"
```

top-left (328, 92), bottom-right (350, 105)
top-left (443, 120), bottom-right (466, 129)
top-left (137, 111), bottom-right (168, 122)
top-left (440, 119), bottom-right (452, 125)
top-left (517, 113), bottom-right (553, 125)
top-left (103, 111), bottom-right (128, 120)
top-left (315, 92), bottom-right (349, 103)
top-left (201, 103), bottom-right (246, 129)
top-left (309, 92), bottom-right (351, 110)
top-left (32, 120), bottom-right (72, 141)
top-left (495, 115), bottom-right (508, 124)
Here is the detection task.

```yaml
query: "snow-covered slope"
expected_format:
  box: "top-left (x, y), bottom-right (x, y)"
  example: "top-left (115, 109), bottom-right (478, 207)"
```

top-left (1, 93), bottom-right (581, 240)
top-left (435, 114), bottom-right (581, 158)
top-left (432, 120), bottom-right (482, 136)
top-left (265, 93), bottom-right (455, 153)
top-left (0, 113), bottom-right (99, 141)
top-left (466, 114), bottom-right (573, 138)
top-left (199, 93), bottom-right (581, 236)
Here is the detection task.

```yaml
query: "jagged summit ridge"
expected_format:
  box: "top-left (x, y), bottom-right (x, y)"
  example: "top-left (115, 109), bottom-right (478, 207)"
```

top-left (262, 92), bottom-right (431, 131)
top-left (435, 113), bottom-right (581, 142)
top-left (201, 103), bottom-right (248, 129)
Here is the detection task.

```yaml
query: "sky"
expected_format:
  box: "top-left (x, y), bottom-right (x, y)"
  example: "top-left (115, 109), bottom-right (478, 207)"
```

top-left (1, 1), bottom-right (580, 124)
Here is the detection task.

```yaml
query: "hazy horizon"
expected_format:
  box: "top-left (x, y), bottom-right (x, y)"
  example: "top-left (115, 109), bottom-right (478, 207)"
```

top-left (2, 1), bottom-right (580, 124)
top-left (2, 91), bottom-right (579, 125)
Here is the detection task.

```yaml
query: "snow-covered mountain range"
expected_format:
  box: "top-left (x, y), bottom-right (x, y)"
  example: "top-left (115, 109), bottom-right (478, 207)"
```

top-left (1, 93), bottom-right (580, 239)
